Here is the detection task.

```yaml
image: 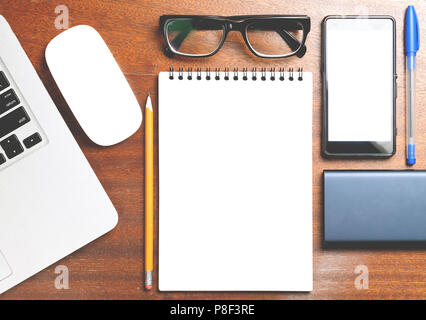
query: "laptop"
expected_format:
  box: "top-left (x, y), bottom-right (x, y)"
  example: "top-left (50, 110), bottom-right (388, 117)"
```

top-left (0, 16), bottom-right (118, 294)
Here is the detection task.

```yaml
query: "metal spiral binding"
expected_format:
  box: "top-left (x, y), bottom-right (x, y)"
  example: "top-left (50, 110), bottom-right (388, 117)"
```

top-left (215, 68), bottom-right (220, 80)
top-left (261, 68), bottom-right (267, 81)
top-left (233, 68), bottom-right (239, 80)
top-left (168, 66), bottom-right (304, 81)
top-left (279, 68), bottom-right (285, 81)
top-left (298, 67), bottom-right (303, 81)
top-left (270, 67), bottom-right (275, 81)
top-left (224, 68), bottom-right (230, 80)
top-left (243, 68), bottom-right (248, 81)
top-left (288, 67), bottom-right (294, 81)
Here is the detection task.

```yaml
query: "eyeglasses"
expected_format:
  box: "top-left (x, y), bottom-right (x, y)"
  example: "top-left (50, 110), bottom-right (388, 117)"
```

top-left (160, 15), bottom-right (310, 59)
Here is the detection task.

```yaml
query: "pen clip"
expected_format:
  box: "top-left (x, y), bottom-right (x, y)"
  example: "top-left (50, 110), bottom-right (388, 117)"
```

top-left (415, 12), bottom-right (420, 51)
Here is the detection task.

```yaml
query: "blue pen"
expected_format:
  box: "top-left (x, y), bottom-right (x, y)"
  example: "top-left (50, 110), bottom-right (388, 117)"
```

top-left (405, 6), bottom-right (420, 165)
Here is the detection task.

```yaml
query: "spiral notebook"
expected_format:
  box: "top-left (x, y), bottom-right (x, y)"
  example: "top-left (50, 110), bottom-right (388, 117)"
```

top-left (159, 67), bottom-right (312, 291)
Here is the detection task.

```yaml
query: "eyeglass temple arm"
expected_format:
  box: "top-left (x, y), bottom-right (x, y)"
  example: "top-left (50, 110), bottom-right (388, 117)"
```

top-left (276, 28), bottom-right (307, 58)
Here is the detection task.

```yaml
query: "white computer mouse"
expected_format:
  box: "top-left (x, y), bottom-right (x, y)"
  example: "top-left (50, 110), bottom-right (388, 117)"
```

top-left (45, 25), bottom-right (142, 146)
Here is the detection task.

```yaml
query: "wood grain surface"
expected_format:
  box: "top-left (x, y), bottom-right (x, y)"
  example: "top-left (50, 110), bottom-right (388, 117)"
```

top-left (0, 0), bottom-right (425, 300)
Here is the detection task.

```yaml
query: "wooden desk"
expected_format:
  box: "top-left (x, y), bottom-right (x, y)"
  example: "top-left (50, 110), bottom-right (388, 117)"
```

top-left (1, 0), bottom-right (425, 300)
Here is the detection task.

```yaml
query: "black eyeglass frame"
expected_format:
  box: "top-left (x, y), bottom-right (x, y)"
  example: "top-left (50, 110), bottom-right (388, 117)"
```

top-left (160, 15), bottom-right (311, 59)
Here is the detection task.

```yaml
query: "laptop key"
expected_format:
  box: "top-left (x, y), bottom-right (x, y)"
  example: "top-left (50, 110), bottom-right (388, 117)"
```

top-left (0, 89), bottom-right (20, 115)
top-left (0, 154), bottom-right (5, 165)
top-left (0, 107), bottom-right (30, 139)
top-left (0, 134), bottom-right (24, 159)
top-left (23, 132), bottom-right (42, 149)
top-left (0, 71), bottom-right (10, 92)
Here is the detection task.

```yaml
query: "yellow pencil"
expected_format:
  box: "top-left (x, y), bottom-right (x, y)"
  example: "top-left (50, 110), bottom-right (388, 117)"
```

top-left (145, 93), bottom-right (154, 290)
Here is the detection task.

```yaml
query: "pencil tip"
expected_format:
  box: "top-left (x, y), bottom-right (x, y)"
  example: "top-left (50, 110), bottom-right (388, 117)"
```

top-left (146, 93), bottom-right (153, 110)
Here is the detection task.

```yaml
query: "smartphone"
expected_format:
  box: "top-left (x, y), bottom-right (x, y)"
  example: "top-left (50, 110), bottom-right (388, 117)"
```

top-left (322, 16), bottom-right (397, 157)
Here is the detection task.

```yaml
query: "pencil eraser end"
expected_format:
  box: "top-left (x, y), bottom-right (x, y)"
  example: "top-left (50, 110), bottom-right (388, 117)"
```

top-left (145, 285), bottom-right (152, 290)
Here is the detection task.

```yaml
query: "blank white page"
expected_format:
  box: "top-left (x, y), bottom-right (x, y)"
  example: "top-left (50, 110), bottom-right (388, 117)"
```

top-left (159, 70), bottom-right (312, 291)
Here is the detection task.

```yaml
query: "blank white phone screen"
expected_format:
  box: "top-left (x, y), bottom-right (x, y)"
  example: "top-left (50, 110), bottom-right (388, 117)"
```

top-left (326, 18), bottom-right (394, 142)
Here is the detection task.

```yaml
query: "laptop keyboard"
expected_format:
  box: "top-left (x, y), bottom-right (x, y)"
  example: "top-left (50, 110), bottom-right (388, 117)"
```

top-left (0, 61), bottom-right (47, 171)
top-left (0, 107), bottom-right (31, 139)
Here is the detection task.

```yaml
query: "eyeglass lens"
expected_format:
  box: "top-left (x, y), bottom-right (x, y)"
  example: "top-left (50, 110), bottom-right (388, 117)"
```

top-left (246, 21), bottom-right (304, 57)
top-left (166, 19), bottom-right (225, 56)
